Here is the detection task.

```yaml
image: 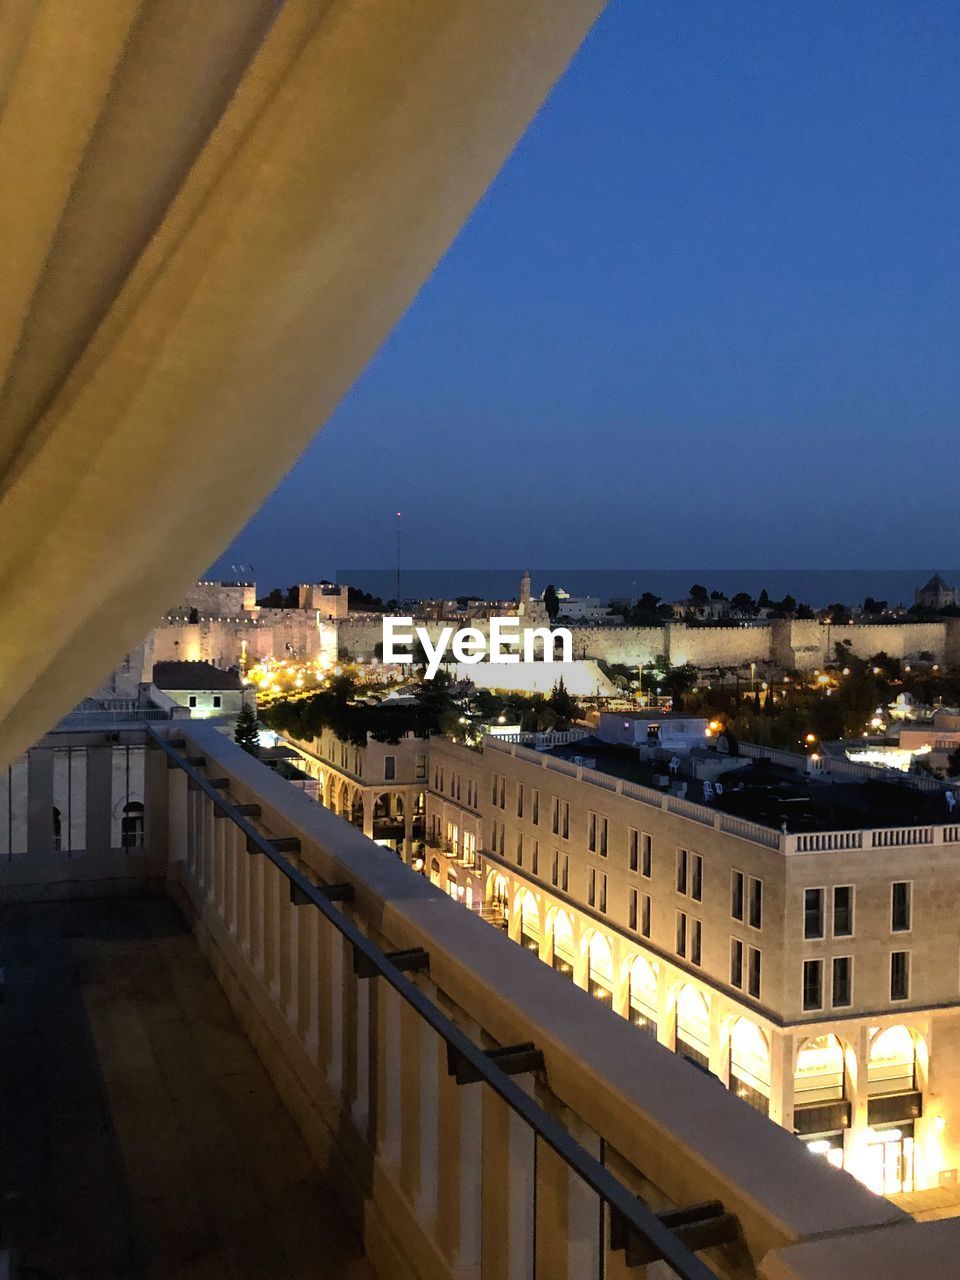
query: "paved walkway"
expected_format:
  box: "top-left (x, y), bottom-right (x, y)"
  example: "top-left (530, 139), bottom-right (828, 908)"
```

top-left (891, 1185), bottom-right (960, 1221)
top-left (0, 897), bottom-right (377, 1280)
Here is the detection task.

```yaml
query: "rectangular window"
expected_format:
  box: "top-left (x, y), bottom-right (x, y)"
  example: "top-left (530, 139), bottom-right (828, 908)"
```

top-left (629, 828), bottom-right (639, 873)
top-left (552, 797), bottom-right (561, 836)
top-left (804, 887), bottom-right (824, 940)
top-left (588, 868), bottom-right (596, 908)
top-left (691, 919), bottom-right (702, 966)
top-left (598, 815), bottom-right (607, 856)
top-left (730, 939), bottom-right (743, 989)
top-left (491, 774), bottom-right (498, 806)
top-left (833, 885), bottom-right (854, 937)
top-left (731, 870), bottom-right (744, 921)
top-left (188, 695), bottom-right (197, 708)
top-left (891, 882), bottom-right (912, 933)
top-left (802, 959), bottom-right (823, 1011)
top-left (832, 956), bottom-right (852, 1008)
top-left (517, 784), bottom-right (524, 818)
top-left (628, 888), bottom-right (638, 930)
top-left (641, 832), bottom-right (652, 877)
top-left (641, 893), bottom-right (651, 937)
top-left (691, 853), bottom-right (703, 902)
top-left (891, 951), bottom-right (910, 1001)
top-left (562, 800), bottom-right (570, 841)
top-left (676, 848), bottom-right (688, 895)
top-left (212, 695), bottom-right (221, 708)
top-left (748, 947), bottom-right (761, 999)
top-left (561, 855), bottom-right (569, 893)
top-left (498, 775), bottom-right (505, 809)
top-left (416, 754), bottom-right (427, 780)
top-left (587, 810), bottom-right (597, 851)
top-left (516, 833), bottom-right (523, 867)
top-left (531, 840), bottom-right (539, 877)
top-left (532, 789), bottom-right (540, 825)
top-left (384, 755), bottom-right (396, 781)
top-left (551, 850), bottom-right (559, 887)
top-left (599, 872), bottom-right (607, 914)
top-left (676, 911), bottom-right (687, 958)
top-left (748, 877), bottom-right (762, 930)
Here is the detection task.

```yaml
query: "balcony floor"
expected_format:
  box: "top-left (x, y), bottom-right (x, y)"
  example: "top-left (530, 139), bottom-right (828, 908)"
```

top-left (0, 896), bottom-right (376, 1280)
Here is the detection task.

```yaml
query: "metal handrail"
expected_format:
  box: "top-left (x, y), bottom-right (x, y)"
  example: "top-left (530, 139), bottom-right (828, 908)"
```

top-left (148, 727), bottom-right (723, 1279)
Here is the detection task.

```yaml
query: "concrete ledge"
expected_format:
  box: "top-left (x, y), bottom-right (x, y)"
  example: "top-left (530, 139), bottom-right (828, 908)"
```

top-left (760, 1217), bottom-right (960, 1280)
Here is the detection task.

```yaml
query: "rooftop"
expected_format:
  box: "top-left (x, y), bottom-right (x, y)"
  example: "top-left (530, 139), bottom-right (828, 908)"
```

top-left (152, 661), bottom-right (243, 691)
top-left (546, 735), bottom-right (953, 835)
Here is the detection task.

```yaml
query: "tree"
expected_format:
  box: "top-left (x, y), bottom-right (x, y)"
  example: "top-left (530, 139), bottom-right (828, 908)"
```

top-left (730, 591), bottom-right (757, 615)
top-left (234, 703), bottom-right (260, 757)
top-left (689, 583), bottom-right (709, 606)
top-left (543, 584), bottom-right (560, 622)
top-left (548, 677), bottom-right (580, 726)
top-left (659, 664), bottom-right (698, 709)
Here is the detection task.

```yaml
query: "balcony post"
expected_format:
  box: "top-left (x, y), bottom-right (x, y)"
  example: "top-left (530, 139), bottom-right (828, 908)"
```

top-left (82, 744), bottom-right (111, 855)
top-left (295, 903), bottom-right (319, 1059)
top-left (167, 765), bottom-right (188, 886)
top-left (375, 982), bottom-right (402, 1167)
top-left (435, 1033), bottom-right (481, 1270)
top-left (143, 742), bottom-right (169, 879)
top-left (481, 1084), bottom-right (536, 1280)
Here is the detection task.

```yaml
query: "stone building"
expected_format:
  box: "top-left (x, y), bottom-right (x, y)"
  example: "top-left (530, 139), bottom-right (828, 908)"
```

top-left (414, 726), bottom-right (960, 1199)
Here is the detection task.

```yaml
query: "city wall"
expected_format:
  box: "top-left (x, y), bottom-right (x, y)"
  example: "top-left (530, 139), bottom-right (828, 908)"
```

top-left (142, 613), bottom-right (960, 678)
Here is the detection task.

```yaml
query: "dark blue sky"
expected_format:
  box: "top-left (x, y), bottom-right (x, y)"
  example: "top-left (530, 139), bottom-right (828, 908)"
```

top-left (214, 0), bottom-right (960, 587)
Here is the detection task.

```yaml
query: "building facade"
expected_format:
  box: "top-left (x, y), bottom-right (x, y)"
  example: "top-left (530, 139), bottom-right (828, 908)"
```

top-left (420, 732), bottom-right (960, 1201)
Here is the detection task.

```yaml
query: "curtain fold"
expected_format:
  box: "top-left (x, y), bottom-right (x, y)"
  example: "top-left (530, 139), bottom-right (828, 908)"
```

top-left (0, 0), bottom-right (604, 765)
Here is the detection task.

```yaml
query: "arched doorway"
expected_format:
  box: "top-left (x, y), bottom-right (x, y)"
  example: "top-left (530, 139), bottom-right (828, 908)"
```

top-left (627, 956), bottom-right (658, 1037)
top-left (864, 1025), bottom-right (924, 1195)
top-left (519, 893), bottom-right (540, 954)
top-left (120, 801), bottom-right (144, 849)
top-left (429, 857), bottom-right (441, 887)
top-left (586, 932), bottom-right (613, 1004)
top-left (794, 1034), bottom-right (850, 1167)
top-left (729, 1019), bottom-right (770, 1116)
top-left (552, 910), bottom-right (575, 980)
top-left (350, 792), bottom-right (364, 829)
top-left (675, 986), bottom-right (710, 1072)
top-left (446, 866), bottom-right (460, 901)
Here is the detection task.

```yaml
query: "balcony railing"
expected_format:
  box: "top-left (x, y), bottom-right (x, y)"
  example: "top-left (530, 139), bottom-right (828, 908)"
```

top-left (2, 721), bottom-right (952, 1280)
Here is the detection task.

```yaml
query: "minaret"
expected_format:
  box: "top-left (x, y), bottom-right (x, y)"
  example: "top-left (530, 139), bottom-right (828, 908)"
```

top-left (519, 570), bottom-right (532, 615)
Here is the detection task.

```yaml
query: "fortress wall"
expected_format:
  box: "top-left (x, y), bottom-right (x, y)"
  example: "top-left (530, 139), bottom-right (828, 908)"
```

top-left (571, 626), bottom-right (666, 666)
top-left (666, 623), bottom-right (772, 668)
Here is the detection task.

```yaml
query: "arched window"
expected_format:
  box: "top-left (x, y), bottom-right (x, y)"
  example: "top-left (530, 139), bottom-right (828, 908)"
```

top-left (868, 1025), bottom-right (918, 1096)
top-left (676, 986), bottom-right (710, 1071)
top-left (627, 956), bottom-right (658, 1036)
top-left (519, 892), bottom-right (540, 953)
top-left (730, 1019), bottom-right (770, 1116)
top-left (121, 801), bottom-right (144, 849)
top-left (586, 932), bottom-right (613, 1003)
top-left (794, 1034), bottom-right (849, 1166)
top-left (552, 910), bottom-right (575, 979)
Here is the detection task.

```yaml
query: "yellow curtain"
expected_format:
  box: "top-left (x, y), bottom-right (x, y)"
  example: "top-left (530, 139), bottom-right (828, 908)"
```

top-left (0, 0), bottom-right (603, 765)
